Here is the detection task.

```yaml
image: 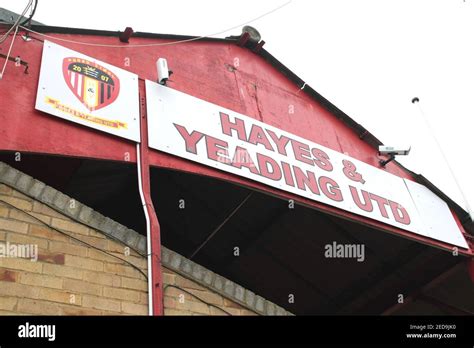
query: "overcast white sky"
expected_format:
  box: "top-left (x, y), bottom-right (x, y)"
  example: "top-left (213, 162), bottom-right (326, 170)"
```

top-left (3, 0), bottom-right (474, 218)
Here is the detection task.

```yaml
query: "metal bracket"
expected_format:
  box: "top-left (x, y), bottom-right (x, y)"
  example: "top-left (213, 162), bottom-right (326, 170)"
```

top-left (0, 54), bottom-right (29, 74)
top-left (379, 154), bottom-right (395, 167)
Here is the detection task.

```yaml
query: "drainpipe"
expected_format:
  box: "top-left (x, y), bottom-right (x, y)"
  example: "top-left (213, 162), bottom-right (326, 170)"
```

top-left (136, 81), bottom-right (163, 315)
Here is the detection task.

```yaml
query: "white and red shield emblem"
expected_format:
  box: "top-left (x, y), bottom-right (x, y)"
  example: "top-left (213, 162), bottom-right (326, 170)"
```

top-left (62, 57), bottom-right (120, 112)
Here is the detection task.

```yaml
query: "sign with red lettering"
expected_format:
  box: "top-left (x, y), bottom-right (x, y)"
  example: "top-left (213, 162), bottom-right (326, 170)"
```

top-left (146, 81), bottom-right (468, 249)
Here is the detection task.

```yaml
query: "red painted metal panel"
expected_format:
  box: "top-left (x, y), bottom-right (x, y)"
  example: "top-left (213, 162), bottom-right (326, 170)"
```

top-left (0, 34), bottom-right (136, 162)
top-left (0, 32), bottom-right (404, 171)
top-left (0, 31), bottom-right (471, 255)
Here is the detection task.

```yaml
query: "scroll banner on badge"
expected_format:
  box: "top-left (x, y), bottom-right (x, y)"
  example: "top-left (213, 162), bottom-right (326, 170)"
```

top-left (35, 41), bottom-right (140, 142)
top-left (145, 80), bottom-right (468, 249)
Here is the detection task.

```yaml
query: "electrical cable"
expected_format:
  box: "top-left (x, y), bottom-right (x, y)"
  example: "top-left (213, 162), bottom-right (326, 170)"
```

top-left (0, 25), bottom-right (19, 79)
top-left (412, 99), bottom-right (473, 221)
top-left (0, 197), bottom-right (148, 280)
top-left (19, 0), bottom-right (292, 48)
top-left (20, 0), bottom-right (38, 27)
top-left (163, 284), bottom-right (233, 316)
top-left (0, 0), bottom-right (33, 44)
top-left (136, 142), bottom-right (154, 316)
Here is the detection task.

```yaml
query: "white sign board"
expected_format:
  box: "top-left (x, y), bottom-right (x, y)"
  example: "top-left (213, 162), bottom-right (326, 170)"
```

top-left (146, 80), bottom-right (468, 249)
top-left (36, 41), bottom-right (140, 142)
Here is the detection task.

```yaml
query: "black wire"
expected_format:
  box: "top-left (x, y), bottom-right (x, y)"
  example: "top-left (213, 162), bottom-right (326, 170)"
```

top-left (0, 198), bottom-right (148, 280)
top-left (20, 0), bottom-right (38, 27)
top-left (163, 284), bottom-right (234, 316)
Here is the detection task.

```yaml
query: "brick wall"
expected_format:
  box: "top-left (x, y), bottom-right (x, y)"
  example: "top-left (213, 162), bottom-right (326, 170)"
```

top-left (163, 267), bottom-right (257, 315)
top-left (0, 184), bottom-right (148, 315)
top-left (0, 162), bottom-right (291, 316)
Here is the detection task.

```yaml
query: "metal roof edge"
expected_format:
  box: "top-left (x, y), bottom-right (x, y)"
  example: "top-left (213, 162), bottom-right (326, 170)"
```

top-left (25, 24), bottom-right (237, 44)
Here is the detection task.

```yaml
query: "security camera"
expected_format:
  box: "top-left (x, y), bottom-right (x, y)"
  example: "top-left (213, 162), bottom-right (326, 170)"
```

top-left (242, 26), bottom-right (261, 43)
top-left (378, 146), bottom-right (411, 156)
top-left (156, 58), bottom-right (170, 85)
top-left (378, 145), bottom-right (411, 167)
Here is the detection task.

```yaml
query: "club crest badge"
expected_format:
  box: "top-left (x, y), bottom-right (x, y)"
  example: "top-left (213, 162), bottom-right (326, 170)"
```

top-left (62, 57), bottom-right (120, 111)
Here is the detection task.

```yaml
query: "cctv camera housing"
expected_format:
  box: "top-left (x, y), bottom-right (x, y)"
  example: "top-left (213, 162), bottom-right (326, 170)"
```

top-left (378, 145), bottom-right (411, 156)
top-left (156, 58), bottom-right (169, 85)
top-left (242, 26), bottom-right (261, 43)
